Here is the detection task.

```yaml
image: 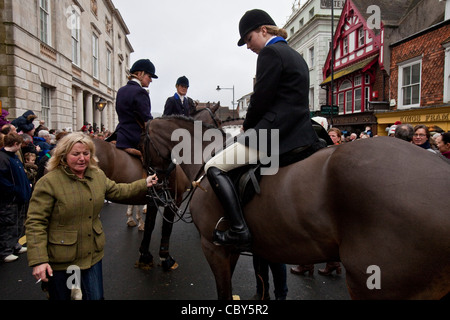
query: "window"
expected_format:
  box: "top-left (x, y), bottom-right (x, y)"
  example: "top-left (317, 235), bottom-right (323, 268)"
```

top-left (365, 87), bottom-right (371, 110)
top-left (343, 37), bottom-right (348, 55)
top-left (309, 8), bottom-right (315, 19)
top-left (299, 18), bottom-right (304, 28)
top-left (338, 92), bottom-right (344, 113)
top-left (309, 47), bottom-right (314, 68)
top-left (309, 88), bottom-right (314, 110)
top-left (290, 27), bottom-right (295, 37)
top-left (399, 58), bottom-right (421, 108)
top-left (41, 87), bottom-right (51, 126)
top-left (92, 33), bottom-right (99, 79)
top-left (107, 49), bottom-right (112, 87)
top-left (71, 11), bottom-right (81, 66)
top-left (358, 27), bottom-right (364, 47)
top-left (354, 88), bottom-right (362, 112)
top-left (40, 0), bottom-right (51, 45)
top-left (346, 91), bottom-right (353, 113)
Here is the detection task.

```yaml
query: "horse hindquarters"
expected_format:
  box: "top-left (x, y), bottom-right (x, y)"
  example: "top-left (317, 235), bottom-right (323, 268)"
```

top-left (329, 139), bottom-right (450, 299)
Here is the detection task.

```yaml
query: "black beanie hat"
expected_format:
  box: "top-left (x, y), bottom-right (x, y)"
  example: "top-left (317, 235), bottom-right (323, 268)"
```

top-left (237, 9), bottom-right (276, 46)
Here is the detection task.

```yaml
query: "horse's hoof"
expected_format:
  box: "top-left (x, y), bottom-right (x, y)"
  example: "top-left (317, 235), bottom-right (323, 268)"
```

top-left (136, 252), bottom-right (153, 270)
top-left (135, 261), bottom-right (153, 270)
top-left (127, 218), bottom-right (137, 227)
top-left (160, 256), bottom-right (178, 271)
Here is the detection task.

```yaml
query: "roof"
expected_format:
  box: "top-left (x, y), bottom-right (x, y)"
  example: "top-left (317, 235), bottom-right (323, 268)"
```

top-left (320, 54), bottom-right (378, 86)
top-left (351, 0), bottom-right (422, 26)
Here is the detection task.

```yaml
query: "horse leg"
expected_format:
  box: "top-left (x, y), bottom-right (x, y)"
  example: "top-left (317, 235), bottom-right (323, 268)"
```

top-left (201, 236), bottom-right (237, 300)
top-left (126, 205), bottom-right (137, 227)
top-left (136, 204), bottom-right (158, 270)
top-left (136, 205), bottom-right (145, 231)
top-left (159, 207), bottom-right (178, 271)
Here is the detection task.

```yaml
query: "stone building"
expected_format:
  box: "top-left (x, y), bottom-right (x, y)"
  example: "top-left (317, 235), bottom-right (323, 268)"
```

top-left (0, 0), bottom-right (133, 132)
top-left (284, 0), bottom-right (343, 113)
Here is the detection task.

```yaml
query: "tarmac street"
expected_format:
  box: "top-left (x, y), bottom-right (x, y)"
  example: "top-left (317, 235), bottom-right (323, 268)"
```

top-left (0, 202), bottom-right (350, 301)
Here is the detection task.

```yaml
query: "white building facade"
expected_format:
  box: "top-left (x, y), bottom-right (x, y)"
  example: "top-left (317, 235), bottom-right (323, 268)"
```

top-left (284, 0), bottom-right (343, 112)
top-left (0, 0), bottom-right (133, 132)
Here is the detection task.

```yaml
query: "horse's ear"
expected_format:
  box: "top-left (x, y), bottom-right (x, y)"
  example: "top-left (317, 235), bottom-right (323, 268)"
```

top-left (211, 103), bottom-right (220, 113)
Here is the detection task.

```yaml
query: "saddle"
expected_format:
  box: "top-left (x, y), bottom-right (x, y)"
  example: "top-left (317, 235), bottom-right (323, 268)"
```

top-left (229, 119), bottom-right (332, 206)
top-left (229, 139), bottom-right (328, 207)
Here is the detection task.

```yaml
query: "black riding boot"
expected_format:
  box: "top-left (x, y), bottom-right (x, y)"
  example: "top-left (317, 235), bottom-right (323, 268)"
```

top-left (207, 167), bottom-right (251, 251)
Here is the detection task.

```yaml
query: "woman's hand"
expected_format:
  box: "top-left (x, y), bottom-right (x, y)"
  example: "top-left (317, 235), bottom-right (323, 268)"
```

top-left (146, 174), bottom-right (158, 187)
top-left (32, 263), bottom-right (53, 283)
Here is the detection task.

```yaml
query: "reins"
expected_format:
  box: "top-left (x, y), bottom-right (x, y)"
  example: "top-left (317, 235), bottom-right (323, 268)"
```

top-left (142, 114), bottom-right (218, 225)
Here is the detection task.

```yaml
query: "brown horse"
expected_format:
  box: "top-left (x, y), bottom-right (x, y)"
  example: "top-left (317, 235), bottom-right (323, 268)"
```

top-left (94, 103), bottom-right (221, 270)
top-left (144, 116), bottom-right (450, 300)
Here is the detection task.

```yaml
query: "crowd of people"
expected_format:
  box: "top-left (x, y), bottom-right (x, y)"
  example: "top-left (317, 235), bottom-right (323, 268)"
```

top-left (1, 6), bottom-right (449, 300)
top-left (0, 110), bottom-right (116, 265)
top-left (328, 123), bottom-right (450, 161)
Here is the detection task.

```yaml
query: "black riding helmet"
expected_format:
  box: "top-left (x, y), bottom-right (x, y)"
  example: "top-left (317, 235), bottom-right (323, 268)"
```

top-left (130, 59), bottom-right (158, 79)
top-left (237, 9), bottom-right (276, 46)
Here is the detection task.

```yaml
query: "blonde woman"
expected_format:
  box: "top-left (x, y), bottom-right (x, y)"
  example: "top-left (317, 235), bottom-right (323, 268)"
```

top-left (26, 132), bottom-right (158, 300)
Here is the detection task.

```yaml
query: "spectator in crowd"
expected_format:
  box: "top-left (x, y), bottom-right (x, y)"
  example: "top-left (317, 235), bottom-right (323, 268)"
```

top-left (0, 133), bottom-right (32, 263)
top-left (23, 152), bottom-right (38, 187)
top-left (394, 124), bottom-right (414, 142)
top-left (252, 256), bottom-right (287, 300)
top-left (11, 110), bottom-right (37, 137)
top-left (0, 109), bottom-right (10, 128)
top-left (413, 124), bottom-right (436, 153)
top-left (359, 131), bottom-right (370, 139)
top-left (435, 132), bottom-right (450, 160)
top-left (349, 133), bottom-right (357, 141)
top-left (33, 129), bottom-right (53, 161)
top-left (1, 123), bottom-right (17, 135)
top-left (327, 127), bottom-right (342, 145)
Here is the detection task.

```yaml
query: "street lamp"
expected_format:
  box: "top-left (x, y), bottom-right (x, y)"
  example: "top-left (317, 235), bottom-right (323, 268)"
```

top-left (216, 85), bottom-right (235, 118)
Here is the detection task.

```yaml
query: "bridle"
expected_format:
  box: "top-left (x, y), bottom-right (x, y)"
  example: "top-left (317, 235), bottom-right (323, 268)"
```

top-left (142, 108), bottom-right (220, 223)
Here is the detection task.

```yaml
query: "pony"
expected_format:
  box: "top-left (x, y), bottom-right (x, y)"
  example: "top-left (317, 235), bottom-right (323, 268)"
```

top-left (143, 116), bottom-right (450, 300)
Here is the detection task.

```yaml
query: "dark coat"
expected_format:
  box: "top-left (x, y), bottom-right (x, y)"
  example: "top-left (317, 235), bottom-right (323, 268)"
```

top-left (163, 94), bottom-right (195, 117)
top-left (239, 39), bottom-right (318, 155)
top-left (0, 149), bottom-right (32, 204)
top-left (115, 80), bottom-right (153, 149)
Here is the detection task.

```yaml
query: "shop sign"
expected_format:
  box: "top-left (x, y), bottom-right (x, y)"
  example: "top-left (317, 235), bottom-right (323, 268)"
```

top-left (399, 112), bottom-right (449, 123)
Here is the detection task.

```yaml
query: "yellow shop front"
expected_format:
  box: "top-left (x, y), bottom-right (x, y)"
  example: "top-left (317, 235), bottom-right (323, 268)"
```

top-left (376, 105), bottom-right (450, 136)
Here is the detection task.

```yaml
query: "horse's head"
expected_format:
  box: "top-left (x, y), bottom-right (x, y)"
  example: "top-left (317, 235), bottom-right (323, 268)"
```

top-left (143, 116), bottom-right (226, 182)
top-left (191, 102), bottom-right (222, 128)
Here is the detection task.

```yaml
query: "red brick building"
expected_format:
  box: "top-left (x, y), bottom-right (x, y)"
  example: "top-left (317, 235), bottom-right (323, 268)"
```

top-left (320, 0), bottom-right (449, 135)
top-left (376, 19), bottom-right (450, 133)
